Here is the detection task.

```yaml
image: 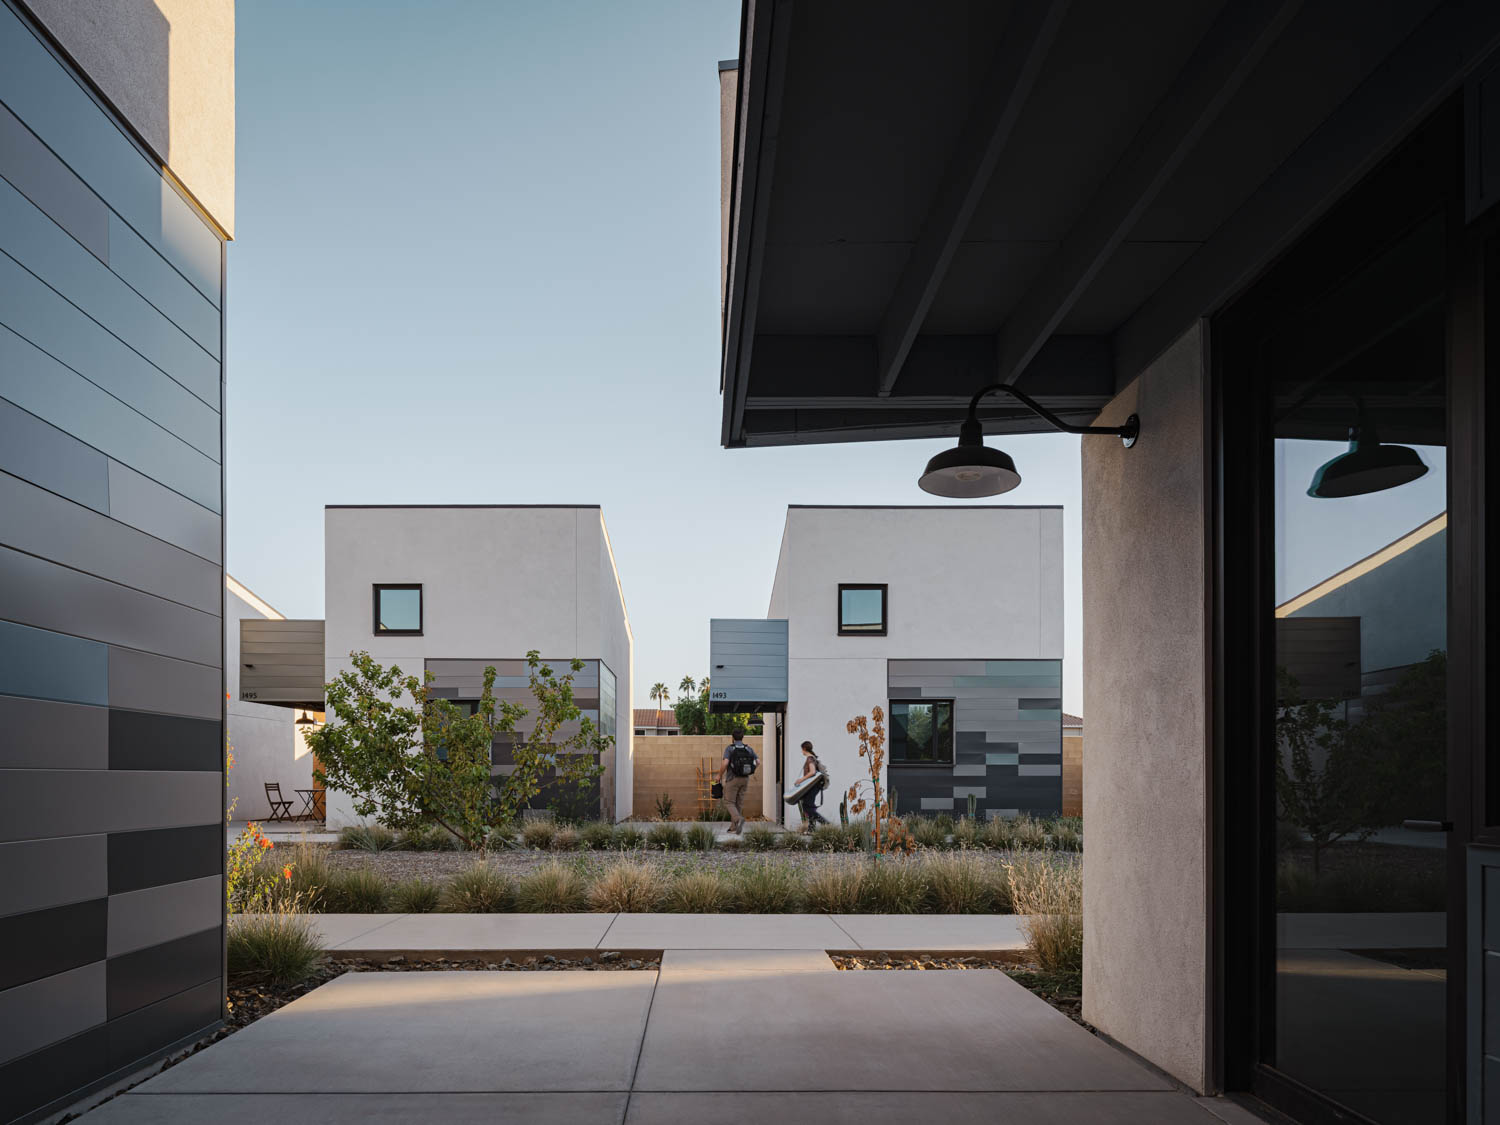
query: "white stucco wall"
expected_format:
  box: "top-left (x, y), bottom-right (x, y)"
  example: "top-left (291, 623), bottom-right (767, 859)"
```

top-left (24, 0), bottom-right (236, 234)
top-left (224, 578), bottom-right (304, 823)
top-left (1081, 323), bottom-right (1210, 1092)
top-left (321, 506), bottom-right (632, 826)
top-left (773, 506), bottom-right (1064, 827)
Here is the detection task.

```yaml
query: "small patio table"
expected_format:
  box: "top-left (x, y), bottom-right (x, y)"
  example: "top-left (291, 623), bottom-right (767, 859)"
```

top-left (294, 788), bottom-right (324, 822)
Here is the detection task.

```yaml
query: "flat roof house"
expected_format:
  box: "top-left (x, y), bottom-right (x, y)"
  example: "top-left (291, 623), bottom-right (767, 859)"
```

top-left (0, 2), bottom-right (234, 1120)
top-left (718, 3), bottom-right (1500, 1121)
top-left (714, 506), bottom-right (1064, 827)
top-left (240, 505), bottom-right (635, 825)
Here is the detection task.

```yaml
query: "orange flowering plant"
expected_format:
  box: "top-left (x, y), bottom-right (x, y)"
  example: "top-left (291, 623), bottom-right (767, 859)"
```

top-left (225, 739), bottom-right (298, 913)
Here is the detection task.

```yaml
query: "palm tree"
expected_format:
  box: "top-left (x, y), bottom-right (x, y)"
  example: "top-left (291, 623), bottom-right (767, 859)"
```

top-left (679, 675), bottom-right (696, 696)
top-left (650, 682), bottom-right (668, 714)
top-left (700, 676), bottom-right (710, 696)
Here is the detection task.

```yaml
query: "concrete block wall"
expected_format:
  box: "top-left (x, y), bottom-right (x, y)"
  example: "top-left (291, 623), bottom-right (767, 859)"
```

top-left (633, 735), bottom-right (765, 821)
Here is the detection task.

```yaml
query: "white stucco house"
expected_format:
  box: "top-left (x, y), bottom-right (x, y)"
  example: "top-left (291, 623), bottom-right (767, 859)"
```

top-left (712, 505), bottom-right (1065, 828)
top-left (237, 505), bottom-right (634, 825)
top-left (225, 576), bottom-right (308, 823)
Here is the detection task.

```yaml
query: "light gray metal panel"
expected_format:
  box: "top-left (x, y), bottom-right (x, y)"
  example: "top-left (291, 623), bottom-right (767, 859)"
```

top-left (108, 646), bottom-right (221, 720)
top-left (0, 326), bottom-right (220, 512)
top-left (0, 101), bottom-right (107, 261)
top-left (0, 619), bottom-right (107, 706)
top-left (106, 460), bottom-right (221, 564)
top-left (0, 397), bottom-right (109, 513)
top-left (920, 797), bottom-right (955, 810)
top-left (953, 786), bottom-right (987, 799)
top-left (710, 619), bottom-right (788, 707)
top-left (0, 472), bottom-right (219, 613)
top-left (0, 960), bottom-right (104, 1064)
top-left (0, 546), bottom-right (220, 666)
top-left (0, 834), bottom-right (106, 917)
top-left (0, 177), bottom-right (218, 403)
top-left (887, 660), bottom-right (988, 678)
top-left (1018, 764), bottom-right (1062, 777)
top-left (952, 763), bottom-right (988, 776)
top-left (0, 256), bottom-right (219, 456)
top-left (106, 213), bottom-right (220, 358)
top-left (106, 874), bottom-right (221, 957)
top-left (0, 770), bottom-right (221, 842)
top-left (0, 694), bottom-right (107, 769)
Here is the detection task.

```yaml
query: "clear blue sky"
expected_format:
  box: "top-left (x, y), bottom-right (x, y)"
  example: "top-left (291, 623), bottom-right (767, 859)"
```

top-left (226, 0), bottom-right (1087, 712)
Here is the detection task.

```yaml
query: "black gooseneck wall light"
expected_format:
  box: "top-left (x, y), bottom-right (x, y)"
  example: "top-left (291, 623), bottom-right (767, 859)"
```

top-left (918, 383), bottom-right (1140, 497)
top-left (1306, 399), bottom-right (1428, 498)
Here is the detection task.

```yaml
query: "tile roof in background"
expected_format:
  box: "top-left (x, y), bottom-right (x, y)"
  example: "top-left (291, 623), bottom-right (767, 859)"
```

top-left (633, 708), bottom-right (679, 729)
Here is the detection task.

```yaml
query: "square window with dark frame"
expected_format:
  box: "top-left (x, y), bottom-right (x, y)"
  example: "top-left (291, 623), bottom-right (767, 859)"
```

top-left (838, 583), bottom-right (887, 635)
top-left (888, 700), bottom-right (954, 764)
top-left (373, 584), bottom-right (422, 635)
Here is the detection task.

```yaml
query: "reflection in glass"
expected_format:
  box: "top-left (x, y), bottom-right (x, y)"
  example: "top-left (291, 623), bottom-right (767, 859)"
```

top-left (889, 700), bottom-right (954, 763)
top-left (839, 586), bottom-right (885, 632)
top-left (375, 586), bottom-right (421, 633)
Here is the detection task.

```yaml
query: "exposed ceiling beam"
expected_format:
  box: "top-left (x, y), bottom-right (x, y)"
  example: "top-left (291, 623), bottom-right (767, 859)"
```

top-left (873, 0), bottom-right (1071, 397)
top-left (992, 0), bottom-right (1304, 387)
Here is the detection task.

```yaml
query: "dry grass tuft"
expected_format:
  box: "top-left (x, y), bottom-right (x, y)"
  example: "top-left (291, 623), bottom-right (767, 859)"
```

top-left (1006, 854), bottom-right (1082, 971)
top-left (587, 862), bottom-right (666, 912)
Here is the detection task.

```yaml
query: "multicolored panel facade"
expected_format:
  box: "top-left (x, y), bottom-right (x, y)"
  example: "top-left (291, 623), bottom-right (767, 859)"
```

top-left (886, 659), bottom-right (1063, 818)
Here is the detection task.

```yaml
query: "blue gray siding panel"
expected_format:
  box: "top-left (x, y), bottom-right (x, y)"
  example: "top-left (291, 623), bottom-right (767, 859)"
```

top-left (710, 618), bottom-right (788, 709)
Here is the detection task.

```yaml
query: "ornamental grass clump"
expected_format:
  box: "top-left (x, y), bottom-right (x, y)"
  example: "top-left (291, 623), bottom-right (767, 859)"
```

top-left (227, 914), bottom-right (325, 985)
top-left (647, 823), bottom-right (685, 852)
top-left (951, 817), bottom-right (980, 850)
top-left (684, 823), bottom-right (717, 852)
top-left (397, 825), bottom-right (459, 851)
top-left (513, 861), bottom-right (587, 913)
top-left (587, 862), bottom-right (666, 912)
top-left (665, 871), bottom-right (737, 912)
top-left (921, 851), bottom-right (994, 913)
top-left (908, 815), bottom-right (945, 849)
top-left (1007, 854), bottom-right (1083, 972)
top-left (1048, 818), bottom-right (1083, 852)
top-left (550, 827), bottom-right (580, 852)
top-left (283, 846), bottom-right (333, 912)
top-left (858, 859), bottom-right (927, 913)
top-left (742, 824), bottom-right (779, 852)
top-left (732, 860), bottom-right (805, 912)
top-left (578, 822), bottom-right (615, 850)
top-left (1009, 815), bottom-right (1049, 851)
top-left (322, 868), bottom-right (389, 913)
top-left (389, 877), bottom-right (442, 913)
top-left (809, 823), bottom-right (850, 853)
top-left (442, 862), bottom-right (512, 912)
top-left (611, 824), bottom-right (644, 851)
top-left (777, 831), bottom-right (810, 851)
top-left (804, 864), bottom-right (866, 913)
top-left (338, 824), bottom-right (399, 852)
top-left (521, 820), bottom-right (557, 850)
top-left (982, 816), bottom-right (1014, 850)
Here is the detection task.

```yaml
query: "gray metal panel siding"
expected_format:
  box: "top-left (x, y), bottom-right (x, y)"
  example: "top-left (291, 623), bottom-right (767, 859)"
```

top-left (0, 694), bottom-right (109, 769)
top-left (710, 618), bottom-right (788, 707)
top-left (888, 658), bottom-right (1063, 817)
top-left (239, 619), bottom-right (325, 704)
top-left (0, 7), bottom-right (227, 1106)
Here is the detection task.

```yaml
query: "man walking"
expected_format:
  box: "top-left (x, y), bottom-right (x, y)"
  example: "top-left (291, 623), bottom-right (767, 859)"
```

top-left (718, 726), bottom-right (758, 835)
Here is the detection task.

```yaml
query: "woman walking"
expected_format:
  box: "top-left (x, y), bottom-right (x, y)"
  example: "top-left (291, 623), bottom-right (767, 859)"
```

top-left (796, 740), bottom-right (830, 830)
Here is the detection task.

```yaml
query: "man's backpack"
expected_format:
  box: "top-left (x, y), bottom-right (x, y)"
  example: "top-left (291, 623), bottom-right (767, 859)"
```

top-left (728, 743), bottom-right (757, 778)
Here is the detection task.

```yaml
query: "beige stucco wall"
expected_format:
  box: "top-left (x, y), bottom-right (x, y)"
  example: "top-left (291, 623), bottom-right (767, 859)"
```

top-left (23, 0), bottom-right (235, 234)
top-left (1081, 322), bottom-right (1210, 1091)
top-left (634, 735), bottom-right (764, 821)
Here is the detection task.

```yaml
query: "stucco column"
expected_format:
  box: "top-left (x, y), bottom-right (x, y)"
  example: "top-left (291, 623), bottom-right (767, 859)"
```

top-left (1081, 322), bottom-right (1211, 1092)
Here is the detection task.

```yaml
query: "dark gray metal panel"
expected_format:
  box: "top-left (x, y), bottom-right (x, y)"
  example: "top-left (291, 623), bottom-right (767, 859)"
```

top-left (106, 460), bottom-right (221, 564)
top-left (0, 619), bottom-right (107, 706)
top-left (0, 100), bottom-right (106, 261)
top-left (1469, 845), bottom-right (1500, 1125)
top-left (0, 472), bottom-right (219, 613)
top-left (106, 875), bottom-right (220, 958)
top-left (0, 835), bottom-right (107, 918)
top-left (0, 257), bottom-right (220, 459)
top-left (0, 770), bottom-right (221, 843)
top-left (107, 646), bottom-right (221, 720)
top-left (0, 326), bottom-right (220, 512)
top-left (0, 397), bottom-right (109, 513)
top-left (0, 694), bottom-right (107, 769)
top-left (0, 177), bottom-right (218, 404)
top-left (0, 961), bottom-right (105, 1065)
top-left (0, 546), bottom-right (220, 666)
top-left (106, 214), bottom-right (220, 358)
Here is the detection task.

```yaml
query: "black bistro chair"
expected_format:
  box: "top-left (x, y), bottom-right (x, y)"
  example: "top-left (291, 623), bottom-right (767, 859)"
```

top-left (264, 782), bottom-right (295, 822)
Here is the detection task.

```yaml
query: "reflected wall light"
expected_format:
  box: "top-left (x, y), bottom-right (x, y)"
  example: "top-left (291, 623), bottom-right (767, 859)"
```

top-left (1307, 403), bottom-right (1428, 498)
top-left (918, 383), bottom-right (1139, 497)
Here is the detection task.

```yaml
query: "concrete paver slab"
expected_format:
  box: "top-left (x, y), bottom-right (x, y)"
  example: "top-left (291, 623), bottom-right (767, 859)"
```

top-left (143, 972), bottom-right (656, 1093)
top-left (276, 913), bottom-right (406, 949)
top-left (331, 911), bottom-right (617, 951)
top-left (81, 1092), bottom-right (627, 1124)
top-left (626, 1092), bottom-right (1220, 1124)
top-left (601, 912), bottom-right (850, 950)
top-left (634, 970), bottom-right (1170, 1092)
top-left (659, 949), bottom-right (835, 977)
top-left (830, 913), bottom-right (1026, 950)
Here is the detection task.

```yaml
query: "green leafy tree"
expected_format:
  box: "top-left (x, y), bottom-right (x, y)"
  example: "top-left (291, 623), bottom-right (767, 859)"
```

top-left (307, 650), bottom-right (608, 848)
top-left (672, 678), bottom-right (760, 736)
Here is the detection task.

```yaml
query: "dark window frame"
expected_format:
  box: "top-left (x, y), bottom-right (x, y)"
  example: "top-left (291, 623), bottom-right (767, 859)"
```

top-left (372, 584), bottom-right (423, 636)
top-left (887, 697), bottom-right (955, 766)
top-left (837, 583), bottom-right (888, 636)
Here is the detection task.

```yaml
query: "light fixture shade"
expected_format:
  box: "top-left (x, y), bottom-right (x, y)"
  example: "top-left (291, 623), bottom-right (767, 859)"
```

top-left (295, 710), bottom-right (315, 726)
top-left (918, 442), bottom-right (1022, 498)
top-left (1307, 436), bottom-right (1428, 498)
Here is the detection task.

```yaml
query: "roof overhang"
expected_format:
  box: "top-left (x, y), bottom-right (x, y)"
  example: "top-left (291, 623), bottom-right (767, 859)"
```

top-left (719, 0), bottom-right (1500, 448)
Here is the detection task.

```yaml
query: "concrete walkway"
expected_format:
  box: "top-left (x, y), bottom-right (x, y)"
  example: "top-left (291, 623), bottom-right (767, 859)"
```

top-left (79, 945), bottom-right (1262, 1124)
